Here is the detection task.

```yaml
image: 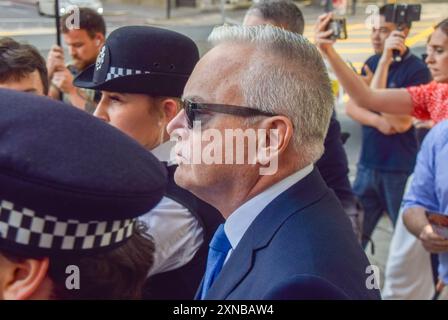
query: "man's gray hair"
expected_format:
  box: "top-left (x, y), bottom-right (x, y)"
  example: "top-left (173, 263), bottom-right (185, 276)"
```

top-left (246, 0), bottom-right (305, 35)
top-left (208, 25), bottom-right (334, 164)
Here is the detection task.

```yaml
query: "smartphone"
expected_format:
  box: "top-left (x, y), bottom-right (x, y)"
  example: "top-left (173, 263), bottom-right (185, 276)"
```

top-left (327, 18), bottom-right (348, 40)
top-left (426, 210), bottom-right (448, 239)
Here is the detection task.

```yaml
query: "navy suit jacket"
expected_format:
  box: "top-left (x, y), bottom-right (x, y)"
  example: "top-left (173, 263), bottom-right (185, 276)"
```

top-left (197, 169), bottom-right (381, 300)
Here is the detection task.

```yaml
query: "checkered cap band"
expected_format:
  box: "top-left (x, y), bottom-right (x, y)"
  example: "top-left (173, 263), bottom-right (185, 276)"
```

top-left (0, 200), bottom-right (135, 251)
top-left (106, 66), bottom-right (151, 81)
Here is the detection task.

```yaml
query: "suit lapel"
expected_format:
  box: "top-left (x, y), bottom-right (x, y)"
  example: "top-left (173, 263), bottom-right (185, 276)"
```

top-left (205, 168), bottom-right (330, 299)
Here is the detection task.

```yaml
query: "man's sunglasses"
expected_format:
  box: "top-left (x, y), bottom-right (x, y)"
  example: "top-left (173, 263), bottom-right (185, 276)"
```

top-left (181, 99), bottom-right (278, 129)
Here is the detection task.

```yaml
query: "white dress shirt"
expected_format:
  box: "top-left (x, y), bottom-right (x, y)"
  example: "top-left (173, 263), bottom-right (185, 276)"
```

top-left (224, 164), bottom-right (314, 264)
top-left (141, 141), bottom-right (204, 277)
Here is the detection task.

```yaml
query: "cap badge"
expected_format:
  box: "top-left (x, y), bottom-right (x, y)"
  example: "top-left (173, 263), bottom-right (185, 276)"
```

top-left (95, 45), bottom-right (106, 71)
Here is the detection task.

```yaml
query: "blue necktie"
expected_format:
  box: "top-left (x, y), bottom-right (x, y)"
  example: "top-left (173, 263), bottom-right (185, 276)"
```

top-left (200, 224), bottom-right (232, 299)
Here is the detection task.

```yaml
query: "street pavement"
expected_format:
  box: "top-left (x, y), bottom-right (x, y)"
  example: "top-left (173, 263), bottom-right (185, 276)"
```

top-left (1, 0), bottom-right (447, 292)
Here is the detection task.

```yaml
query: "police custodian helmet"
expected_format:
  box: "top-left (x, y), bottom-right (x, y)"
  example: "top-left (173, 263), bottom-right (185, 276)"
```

top-left (74, 26), bottom-right (200, 98)
top-left (0, 89), bottom-right (167, 257)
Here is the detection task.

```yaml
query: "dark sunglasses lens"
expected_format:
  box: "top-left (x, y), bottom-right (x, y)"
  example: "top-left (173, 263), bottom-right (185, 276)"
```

top-left (184, 101), bottom-right (194, 128)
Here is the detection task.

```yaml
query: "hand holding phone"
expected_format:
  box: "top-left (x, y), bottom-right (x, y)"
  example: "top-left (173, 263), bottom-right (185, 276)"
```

top-left (425, 211), bottom-right (448, 240)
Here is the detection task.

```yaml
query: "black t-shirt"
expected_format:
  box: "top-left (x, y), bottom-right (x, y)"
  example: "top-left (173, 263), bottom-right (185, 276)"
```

top-left (359, 49), bottom-right (431, 173)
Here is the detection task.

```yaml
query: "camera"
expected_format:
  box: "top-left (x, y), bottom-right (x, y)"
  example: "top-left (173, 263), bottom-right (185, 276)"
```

top-left (327, 18), bottom-right (348, 40)
top-left (384, 4), bottom-right (421, 26)
top-left (384, 4), bottom-right (421, 62)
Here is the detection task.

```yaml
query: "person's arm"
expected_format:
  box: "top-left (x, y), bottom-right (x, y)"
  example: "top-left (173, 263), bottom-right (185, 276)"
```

top-left (402, 124), bottom-right (448, 253)
top-left (403, 206), bottom-right (430, 237)
top-left (46, 45), bottom-right (65, 81)
top-left (345, 63), bottom-right (397, 135)
top-left (48, 84), bottom-right (62, 100)
top-left (52, 68), bottom-right (91, 110)
top-left (371, 31), bottom-right (413, 132)
top-left (404, 207), bottom-right (448, 253)
top-left (314, 13), bottom-right (414, 115)
top-left (346, 99), bottom-right (397, 135)
top-left (67, 88), bottom-right (92, 110)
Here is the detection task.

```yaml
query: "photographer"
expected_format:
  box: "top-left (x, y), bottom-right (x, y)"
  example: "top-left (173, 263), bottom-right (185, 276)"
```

top-left (344, 5), bottom-right (431, 247)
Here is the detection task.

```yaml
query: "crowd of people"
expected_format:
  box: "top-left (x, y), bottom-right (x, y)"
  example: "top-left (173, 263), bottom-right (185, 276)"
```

top-left (0, 0), bottom-right (446, 300)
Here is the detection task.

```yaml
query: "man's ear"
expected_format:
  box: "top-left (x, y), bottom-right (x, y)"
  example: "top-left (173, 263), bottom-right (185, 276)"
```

top-left (2, 256), bottom-right (50, 300)
top-left (255, 115), bottom-right (294, 166)
top-left (259, 115), bottom-right (294, 153)
top-left (94, 33), bottom-right (105, 47)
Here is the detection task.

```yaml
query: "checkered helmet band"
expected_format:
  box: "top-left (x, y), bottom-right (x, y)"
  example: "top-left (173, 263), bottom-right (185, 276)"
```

top-left (105, 66), bottom-right (151, 81)
top-left (0, 200), bottom-right (136, 252)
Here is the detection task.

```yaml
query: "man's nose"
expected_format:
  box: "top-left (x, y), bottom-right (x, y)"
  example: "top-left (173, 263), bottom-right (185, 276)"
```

top-left (68, 46), bottom-right (76, 57)
top-left (167, 109), bottom-right (188, 136)
top-left (371, 30), bottom-right (380, 40)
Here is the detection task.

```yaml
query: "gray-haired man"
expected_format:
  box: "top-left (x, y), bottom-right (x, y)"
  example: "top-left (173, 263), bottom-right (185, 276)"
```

top-left (243, 0), bottom-right (364, 243)
top-left (167, 25), bottom-right (380, 300)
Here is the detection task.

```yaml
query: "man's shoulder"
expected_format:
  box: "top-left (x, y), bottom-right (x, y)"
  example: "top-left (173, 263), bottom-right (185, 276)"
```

top-left (265, 190), bottom-right (354, 250)
top-left (363, 54), bottom-right (380, 69)
top-left (403, 53), bottom-right (429, 71)
top-left (425, 120), bottom-right (448, 147)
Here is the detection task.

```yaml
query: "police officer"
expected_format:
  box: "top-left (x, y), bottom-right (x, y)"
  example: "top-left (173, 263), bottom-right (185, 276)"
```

top-left (0, 89), bottom-right (166, 299)
top-left (74, 26), bottom-right (223, 300)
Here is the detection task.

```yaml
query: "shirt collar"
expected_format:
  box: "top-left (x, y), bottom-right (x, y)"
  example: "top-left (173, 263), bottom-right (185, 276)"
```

top-left (224, 164), bottom-right (314, 250)
top-left (151, 140), bottom-right (176, 165)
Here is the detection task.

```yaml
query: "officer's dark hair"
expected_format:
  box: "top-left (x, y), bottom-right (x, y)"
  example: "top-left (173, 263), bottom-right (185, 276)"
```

top-left (246, 0), bottom-right (305, 35)
top-left (379, 5), bottom-right (412, 29)
top-left (1, 222), bottom-right (154, 300)
top-left (0, 37), bottom-right (49, 95)
top-left (61, 7), bottom-right (106, 38)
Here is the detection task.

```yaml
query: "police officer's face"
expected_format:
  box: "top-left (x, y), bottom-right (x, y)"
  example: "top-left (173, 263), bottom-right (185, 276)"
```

top-left (63, 29), bottom-right (103, 71)
top-left (94, 92), bottom-right (169, 150)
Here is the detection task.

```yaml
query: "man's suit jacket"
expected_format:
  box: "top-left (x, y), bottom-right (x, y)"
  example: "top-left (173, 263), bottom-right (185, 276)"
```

top-left (197, 168), bottom-right (381, 300)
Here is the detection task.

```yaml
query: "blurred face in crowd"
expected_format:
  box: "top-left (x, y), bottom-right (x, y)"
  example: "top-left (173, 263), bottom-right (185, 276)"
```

top-left (94, 92), bottom-right (178, 150)
top-left (371, 15), bottom-right (408, 54)
top-left (0, 253), bottom-right (51, 300)
top-left (425, 28), bottom-right (448, 83)
top-left (63, 29), bottom-right (104, 71)
top-left (0, 70), bottom-right (45, 96)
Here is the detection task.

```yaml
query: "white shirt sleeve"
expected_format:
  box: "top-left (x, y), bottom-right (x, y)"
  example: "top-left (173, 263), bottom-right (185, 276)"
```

top-left (139, 196), bottom-right (204, 277)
